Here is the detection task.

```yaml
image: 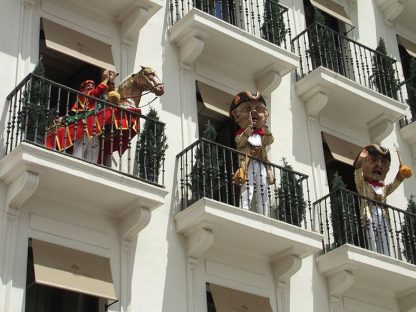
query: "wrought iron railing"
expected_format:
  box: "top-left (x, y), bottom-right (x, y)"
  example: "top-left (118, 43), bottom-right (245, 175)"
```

top-left (3, 73), bottom-right (166, 186)
top-left (315, 188), bottom-right (416, 264)
top-left (398, 73), bottom-right (416, 127)
top-left (169, 0), bottom-right (292, 49)
top-left (292, 23), bottom-right (403, 101)
top-left (177, 138), bottom-right (314, 230)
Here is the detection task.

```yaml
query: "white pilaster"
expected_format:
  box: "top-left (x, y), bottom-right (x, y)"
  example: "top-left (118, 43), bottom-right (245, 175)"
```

top-left (16, 0), bottom-right (35, 84)
top-left (272, 254), bottom-right (302, 312)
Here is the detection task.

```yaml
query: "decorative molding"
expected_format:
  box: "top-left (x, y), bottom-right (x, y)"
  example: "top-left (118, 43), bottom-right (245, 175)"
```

top-left (186, 227), bottom-right (214, 258)
top-left (178, 36), bottom-right (205, 70)
top-left (368, 114), bottom-right (394, 144)
top-left (21, 0), bottom-right (35, 9)
top-left (327, 270), bottom-right (354, 296)
top-left (256, 70), bottom-right (282, 95)
top-left (121, 207), bottom-right (152, 241)
top-left (375, 0), bottom-right (404, 25)
top-left (305, 91), bottom-right (329, 117)
top-left (5, 171), bottom-right (39, 213)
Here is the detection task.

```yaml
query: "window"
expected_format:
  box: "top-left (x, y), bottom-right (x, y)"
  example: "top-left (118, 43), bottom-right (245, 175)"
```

top-left (206, 283), bottom-right (273, 311)
top-left (322, 132), bottom-right (359, 192)
top-left (25, 239), bottom-right (117, 312)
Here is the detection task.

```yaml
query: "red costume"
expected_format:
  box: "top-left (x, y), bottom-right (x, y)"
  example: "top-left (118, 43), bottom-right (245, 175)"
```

top-left (71, 80), bottom-right (108, 112)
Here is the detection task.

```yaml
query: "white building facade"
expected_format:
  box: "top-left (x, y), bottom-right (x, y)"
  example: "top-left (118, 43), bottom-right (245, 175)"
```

top-left (0, 0), bottom-right (416, 311)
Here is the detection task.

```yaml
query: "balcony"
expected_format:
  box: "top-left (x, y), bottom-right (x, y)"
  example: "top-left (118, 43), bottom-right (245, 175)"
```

top-left (314, 188), bottom-right (416, 304)
top-left (168, 0), bottom-right (298, 92)
top-left (0, 74), bottom-right (168, 237)
top-left (175, 139), bottom-right (322, 261)
top-left (292, 23), bottom-right (408, 141)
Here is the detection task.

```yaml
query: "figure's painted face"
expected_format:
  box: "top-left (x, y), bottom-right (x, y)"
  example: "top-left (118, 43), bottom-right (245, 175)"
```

top-left (232, 100), bottom-right (269, 129)
top-left (362, 153), bottom-right (390, 182)
top-left (83, 82), bottom-right (95, 91)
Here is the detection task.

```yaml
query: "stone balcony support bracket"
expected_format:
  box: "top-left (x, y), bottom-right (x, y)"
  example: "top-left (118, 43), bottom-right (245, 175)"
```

top-left (178, 35), bottom-right (205, 70)
top-left (368, 114), bottom-right (394, 144)
top-left (256, 68), bottom-right (282, 95)
top-left (185, 226), bottom-right (215, 259)
top-left (4, 170), bottom-right (39, 213)
top-left (121, 206), bottom-right (152, 241)
top-left (375, 0), bottom-right (404, 25)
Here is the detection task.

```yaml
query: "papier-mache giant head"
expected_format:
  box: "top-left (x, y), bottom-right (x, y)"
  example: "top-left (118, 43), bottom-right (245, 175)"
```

top-left (355, 144), bottom-right (391, 182)
top-left (229, 91), bottom-right (269, 129)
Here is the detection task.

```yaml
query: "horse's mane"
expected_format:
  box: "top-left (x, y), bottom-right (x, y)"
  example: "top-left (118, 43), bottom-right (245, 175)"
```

top-left (118, 74), bottom-right (135, 93)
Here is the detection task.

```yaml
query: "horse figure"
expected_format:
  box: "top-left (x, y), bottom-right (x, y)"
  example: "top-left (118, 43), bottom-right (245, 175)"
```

top-left (115, 66), bottom-right (165, 108)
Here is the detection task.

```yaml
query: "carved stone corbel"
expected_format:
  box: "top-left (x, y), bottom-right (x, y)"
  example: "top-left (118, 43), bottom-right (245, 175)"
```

top-left (121, 206), bottom-right (152, 241)
top-left (305, 91), bottom-right (329, 117)
top-left (5, 171), bottom-right (39, 213)
top-left (368, 114), bottom-right (394, 144)
top-left (375, 0), bottom-right (404, 25)
top-left (256, 69), bottom-right (282, 95)
top-left (186, 227), bottom-right (214, 258)
top-left (178, 36), bottom-right (205, 71)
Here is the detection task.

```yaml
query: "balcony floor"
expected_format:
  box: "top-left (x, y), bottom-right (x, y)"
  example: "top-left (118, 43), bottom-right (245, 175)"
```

top-left (175, 198), bottom-right (323, 260)
top-left (316, 244), bottom-right (416, 295)
top-left (0, 143), bottom-right (167, 216)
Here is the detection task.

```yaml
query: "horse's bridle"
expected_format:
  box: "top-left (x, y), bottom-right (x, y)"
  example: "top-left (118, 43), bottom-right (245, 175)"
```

top-left (133, 68), bottom-right (164, 95)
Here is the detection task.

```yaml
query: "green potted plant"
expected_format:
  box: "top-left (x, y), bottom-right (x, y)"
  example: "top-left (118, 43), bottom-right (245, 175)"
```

top-left (136, 107), bottom-right (168, 184)
top-left (329, 172), bottom-right (357, 248)
top-left (306, 9), bottom-right (339, 72)
top-left (275, 158), bottom-right (306, 226)
top-left (261, 0), bottom-right (287, 46)
top-left (20, 57), bottom-right (51, 144)
top-left (189, 121), bottom-right (222, 202)
top-left (402, 195), bottom-right (416, 264)
top-left (372, 37), bottom-right (398, 99)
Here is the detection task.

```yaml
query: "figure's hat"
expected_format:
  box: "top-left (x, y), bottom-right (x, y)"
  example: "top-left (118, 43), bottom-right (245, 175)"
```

top-left (229, 91), bottom-right (266, 118)
top-left (80, 80), bottom-right (95, 90)
top-left (353, 144), bottom-right (391, 167)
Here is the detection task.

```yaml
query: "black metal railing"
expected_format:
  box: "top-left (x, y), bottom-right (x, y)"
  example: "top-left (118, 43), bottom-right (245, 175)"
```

top-left (315, 188), bottom-right (416, 264)
top-left (169, 0), bottom-right (292, 49)
top-left (398, 73), bottom-right (416, 127)
top-left (3, 73), bottom-right (166, 186)
top-left (292, 23), bottom-right (403, 101)
top-left (177, 138), bottom-right (314, 230)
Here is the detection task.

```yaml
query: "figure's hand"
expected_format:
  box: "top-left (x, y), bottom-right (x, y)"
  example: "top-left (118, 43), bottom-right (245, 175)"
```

top-left (102, 69), bottom-right (110, 80)
top-left (248, 111), bottom-right (254, 129)
top-left (108, 70), bottom-right (117, 82)
top-left (360, 149), bottom-right (368, 158)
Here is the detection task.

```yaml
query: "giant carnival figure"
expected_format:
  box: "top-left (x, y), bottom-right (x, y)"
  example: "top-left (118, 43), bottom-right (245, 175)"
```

top-left (353, 144), bottom-right (412, 255)
top-left (45, 66), bottom-right (164, 164)
top-left (229, 91), bottom-right (274, 216)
